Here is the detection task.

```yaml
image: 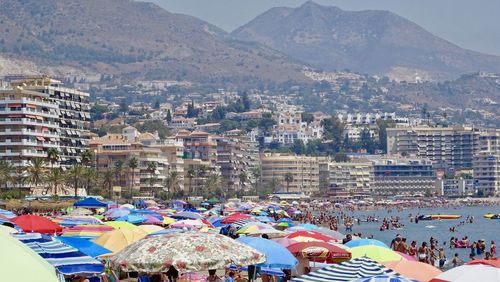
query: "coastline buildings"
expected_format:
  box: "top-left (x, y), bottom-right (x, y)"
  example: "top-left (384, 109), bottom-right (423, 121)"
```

top-left (386, 126), bottom-right (476, 169)
top-left (327, 159), bottom-right (372, 195)
top-left (371, 157), bottom-right (435, 196)
top-left (271, 110), bottom-right (323, 145)
top-left (0, 77), bottom-right (90, 181)
top-left (260, 153), bottom-right (321, 195)
top-left (473, 129), bottom-right (500, 196)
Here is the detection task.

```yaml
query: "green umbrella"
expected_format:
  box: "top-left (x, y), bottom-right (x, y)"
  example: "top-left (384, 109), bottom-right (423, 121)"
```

top-left (0, 231), bottom-right (61, 281)
top-left (208, 197), bottom-right (219, 204)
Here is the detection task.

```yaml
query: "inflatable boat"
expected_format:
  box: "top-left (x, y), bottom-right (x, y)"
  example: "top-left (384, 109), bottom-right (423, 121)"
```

top-left (431, 214), bottom-right (461, 219)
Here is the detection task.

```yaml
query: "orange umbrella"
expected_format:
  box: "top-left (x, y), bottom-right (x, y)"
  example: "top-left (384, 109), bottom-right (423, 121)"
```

top-left (383, 259), bottom-right (442, 282)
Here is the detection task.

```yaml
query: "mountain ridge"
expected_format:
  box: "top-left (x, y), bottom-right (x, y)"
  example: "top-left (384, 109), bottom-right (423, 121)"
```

top-left (231, 1), bottom-right (500, 81)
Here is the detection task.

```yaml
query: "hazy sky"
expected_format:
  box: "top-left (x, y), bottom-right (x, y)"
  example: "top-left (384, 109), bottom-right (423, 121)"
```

top-left (151, 0), bottom-right (500, 56)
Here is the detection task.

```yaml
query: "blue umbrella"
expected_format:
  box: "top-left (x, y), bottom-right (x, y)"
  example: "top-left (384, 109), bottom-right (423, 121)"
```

top-left (0, 208), bottom-right (16, 218)
top-left (256, 216), bottom-right (275, 223)
top-left (131, 210), bottom-right (163, 220)
top-left (277, 218), bottom-right (293, 223)
top-left (106, 208), bottom-right (131, 219)
top-left (237, 237), bottom-right (298, 269)
top-left (148, 228), bottom-right (186, 236)
top-left (116, 214), bottom-right (146, 224)
top-left (172, 211), bottom-right (202, 220)
top-left (298, 223), bottom-right (319, 230)
top-left (346, 239), bottom-right (389, 249)
top-left (57, 236), bottom-right (111, 258)
top-left (351, 275), bottom-right (416, 282)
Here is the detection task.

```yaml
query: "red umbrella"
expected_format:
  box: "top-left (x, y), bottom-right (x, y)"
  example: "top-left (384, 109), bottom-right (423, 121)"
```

top-left (286, 230), bottom-right (337, 243)
top-left (467, 259), bottom-right (500, 268)
top-left (221, 212), bottom-right (252, 224)
top-left (287, 241), bottom-right (351, 263)
top-left (12, 214), bottom-right (62, 234)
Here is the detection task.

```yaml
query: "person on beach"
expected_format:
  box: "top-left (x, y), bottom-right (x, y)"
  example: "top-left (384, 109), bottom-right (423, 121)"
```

top-left (452, 253), bottom-right (461, 267)
top-left (408, 241), bottom-right (417, 258)
top-left (207, 270), bottom-right (222, 282)
top-left (438, 247), bottom-right (447, 268)
top-left (418, 242), bottom-right (429, 263)
top-left (491, 241), bottom-right (496, 256)
top-left (396, 237), bottom-right (409, 254)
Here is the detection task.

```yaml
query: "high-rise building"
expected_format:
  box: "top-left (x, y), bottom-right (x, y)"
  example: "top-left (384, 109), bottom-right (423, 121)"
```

top-left (386, 126), bottom-right (477, 169)
top-left (327, 159), bottom-right (372, 195)
top-left (260, 153), bottom-right (322, 195)
top-left (473, 129), bottom-right (500, 196)
top-left (371, 157), bottom-right (435, 196)
top-left (0, 77), bottom-right (90, 180)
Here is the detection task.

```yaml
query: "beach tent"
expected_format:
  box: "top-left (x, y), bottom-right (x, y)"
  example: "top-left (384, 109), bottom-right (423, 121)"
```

top-left (0, 231), bottom-right (61, 282)
top-left (73, 197), bottom-right (108, 208)
top-left (292, 257), bottom-right (400, 282)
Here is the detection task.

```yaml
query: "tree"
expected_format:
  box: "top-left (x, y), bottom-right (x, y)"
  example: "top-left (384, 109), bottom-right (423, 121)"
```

top-left (165, 171), bottom-right (180, 198)
top-left (321, 116), bottom-right (344, 153)
top-left (195, 165), bottom-right (208, 196)
top-left (291, 139), bottom-right (306, 155)
top-left (101, 169), bottom-right (114, 199)
top-left (284, 172), bottom-right (294, 193)
top-left (241, 91), bottom-right (251, 111)
top-left (166, 109), bottom-right (172, 124)
top-left (186, 166), bottom-right (195, 197)
top-left (334, 152), bottom-right (350, 162)
top-left (204, 172), bottom-right (221, 198)
top-left (25, 158), bottom-right (47, 190)
top-left (0, 160), bottom-right (15, 189)
top-left (46, 168), bottom-right (65, 195)
top-left (238, 172), bottom-right (247, 194)
top-left (127, 157), bottom-right (138, 197)
top-left (82, 167), bottom-right (98, 196)
top-left (67, 165), bottom-right (84, 198)
top-left (46, 148), bottom-right (59, 170)
top-left (186, 100), bottom-right (198, 118)
top-left (114, 160), bottom-right (124, 187)
top-left (80, 149), bottom-right (94, 167)
top-left (146, 162), bottom-right (158, 196)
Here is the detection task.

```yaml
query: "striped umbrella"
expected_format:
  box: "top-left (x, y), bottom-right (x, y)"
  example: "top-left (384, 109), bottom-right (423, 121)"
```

top-left (286, 231), bottom-right (337, 243)
top-left (52, 216), bottom-right (103, 227)
top-left (14, 233), bottom-right (104, 276)
top-left (352, 275), bottom-right (416, 282)
top-left (0, 208), bottom-right (16, 218)
top-left (287, 241), bottom-right (351, 263)
top-left (292, 257), bottom-right (400, 282)
top-left (61, 224), bottom-right (114, 238)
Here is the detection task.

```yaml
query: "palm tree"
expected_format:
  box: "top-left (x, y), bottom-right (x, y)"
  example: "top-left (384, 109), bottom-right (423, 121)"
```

top-left (251, 166), bottom-right (261, 197)
top-left (46, 148), bottom-right (59, 170)
top-left (25, 158), bottom-right (47, 190)
top-left (80, 149), bottom-right (94, 167)
top-left (205, 172), bottom-right (221, 198)
top-left (165, 171), bottom-right (180, 198)
top-left (284, 172), bottom-right (294, 193)
top-left (46, 168), bottom-right (65, 195)
top-left (146, 162), bottom-right (158, 196)
top-left (0, 160), bottom-right (15, 189)
top-left (67, 165), bottom-right (84, 198)
top-left (186, 165), bottom-right (195, 197)
top-left (195, 165), bottom-right (208, 196)
top-left (114, 160), bottom-right (124, 187)
top-left (127, 157), bottom-right (138, 197)
top-left (238, 172), bottom-right (247, 194)
top-left (82, 167), bottom-right (98, 196)
top-left (101, 169), bottom-right (114, 199)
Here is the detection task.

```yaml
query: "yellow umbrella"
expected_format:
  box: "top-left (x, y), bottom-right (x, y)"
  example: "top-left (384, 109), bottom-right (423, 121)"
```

top-left (138, 225), bottom-right (165, 234)
top-left (349, 245), bottom-right (402, 262)
top-left (0, 225), bottom-right (19, 234)
top-left (0, 231), bottom-right (60, 281)
top-left (163, 217), bottom-right (175, 225)
top-left (103, 221), bottom-right (138, 230)
top-left (94, 228), bottom-right (147, 256)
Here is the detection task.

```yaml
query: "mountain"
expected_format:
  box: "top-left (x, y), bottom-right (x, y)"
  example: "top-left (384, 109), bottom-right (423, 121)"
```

top-left (0, 0), bottom-right (307, 83)
top-left (232, 1), bottom-right (500, 81)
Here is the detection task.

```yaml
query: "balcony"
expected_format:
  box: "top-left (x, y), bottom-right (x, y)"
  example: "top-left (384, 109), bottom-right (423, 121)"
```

top-left (0, 118), bottom-right (59, 128)
top-left (0, 128), bottom-right (59, 137)
top-left (0, 98), bottom-right (56, 108)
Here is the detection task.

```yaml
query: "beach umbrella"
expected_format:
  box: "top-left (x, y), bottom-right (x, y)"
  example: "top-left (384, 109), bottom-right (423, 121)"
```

top-left (140, 215), bottom-right (162, 225)
top-left (350, 246), bottom-right (402, 263)
top-left (383, 260), bottom-right (442, 281)
top-left (429, 264), bottom-right (500, 282)
top-left (257, 216), bottom-right (275, 222)
top-left (93, 228), bottom-right (148, 255)
top-left (12, 214), bottom-right (63, 234)
top-left (346, 239), bottom-right (390, 249)
top-left (163, 217), bottom-right (176, 225)
top-left (0, 208), bottom-right (17, 218)
top-left (297, 223), bottom-right (319, 230)
top-left (292, 257), bottom-right (400, 282)
top-left (172, 211), bottom-right (203, 220)
top-left (170, 219), bottom-right (210, 229)
top-left (394, 252), bottom-right (417, 261)
top-left (148, 228), bottom-right (186, 236)
top-left (69, 207), bottom-right (93, 216)
top-left (221, 212), bottom-right (253, 224)
top-left (237, 236), bottom-right (298, 269)
top-left (315, 228), bottom-right (346, 240)
top-left (105, 208), bottom-right (131, 219)
top-left (351, 275), bottom-right (416, 282)
top-left (120, 204), bottom-right (135, 209)
top-left (52, 215), bottom-right (103, 227)
top-left (277, 222), bottom-right (294, 228)
top-left (467, 259), bottom-right (500, 268)
top-left (0, 224), bottom-right (18, 234)
top-left (0, 231), bottom-right (61, 282)
top-left (236, 222), bottom-right (282, 235)
top-left (138, 225), bottom-right (165, 234)
top-left (103, 221), bottom-right (138, 230)
top-left (286, 230), bottom-right (337, 243)
top-left (57, 236), bottom-right (112, 257)
top-left (274, 237), bottom-right (298, 247)
top-left (278, 218), bottom-right (293, 223)
top-left (116, 214), bottom-right (146, 224)
top-left (61, 224), bottom-right (114, 238)
top-left (110, 232), bottom-right (265, 272)
top-left (287, 241), bottom-right (351, 263)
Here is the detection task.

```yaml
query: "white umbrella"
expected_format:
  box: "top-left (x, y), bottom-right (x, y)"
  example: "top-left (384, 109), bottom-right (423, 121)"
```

top-left (429, 264), bottom-right (500, 282)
